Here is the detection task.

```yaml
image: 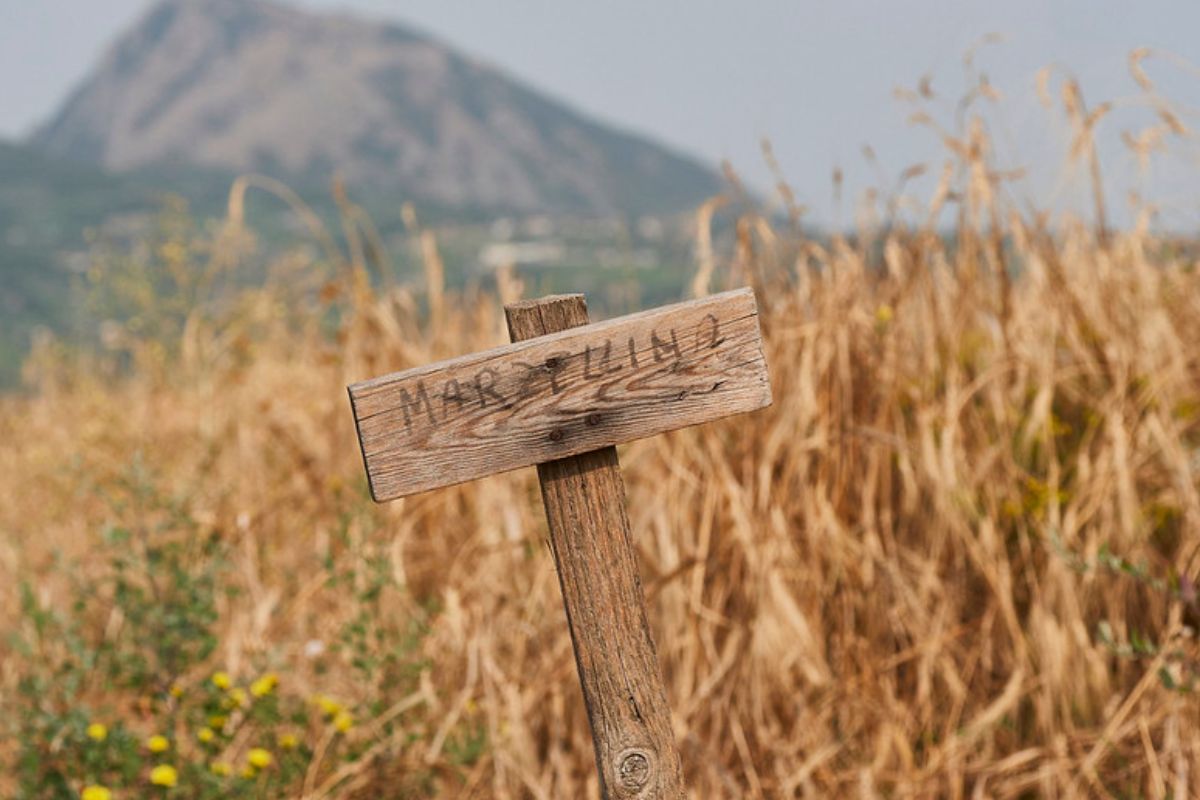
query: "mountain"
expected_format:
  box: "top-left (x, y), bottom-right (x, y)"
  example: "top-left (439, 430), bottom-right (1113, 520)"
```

top-left (33, 0), bottom-right (724, 217)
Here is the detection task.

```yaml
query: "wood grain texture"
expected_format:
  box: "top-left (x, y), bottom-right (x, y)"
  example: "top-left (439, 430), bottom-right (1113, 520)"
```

top-left (506, 294), bottom-right (686, 800)
top-left (349, 288), bottom-right (771, 501)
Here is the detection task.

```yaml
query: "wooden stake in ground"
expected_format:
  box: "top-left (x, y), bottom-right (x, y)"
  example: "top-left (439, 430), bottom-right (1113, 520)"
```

top-left (348, 288), bottom-right (772, 798)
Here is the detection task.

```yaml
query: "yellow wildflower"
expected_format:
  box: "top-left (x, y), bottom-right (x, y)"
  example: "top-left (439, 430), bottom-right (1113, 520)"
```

top-left (229, 688), bottom-right (249, 708)
top-left (146, 735), bottom-right (170, 753)
top-left (250, 673), bottom-right (278, 698)
top-left (197, 728), bottom-right (215, 744)
top-left (240, 766), bottom-right (256, 779)
top-left (86, 723), bottom-right (108, 742)
top-left (875, 304), bottom-right (894, 325)
top-left (168, 683), bottom-right (184, 698)
top-left (211, 671), bottom-right (232, 690)
top-left (277, 732), bottom-right (299, 750)
top-left (332, 711), bottom-right (353, 733)
top-left (208, 714), bottom-right (227, 729)
top-left (312, 695), bottom-right (341, 717)
top-left (149, 764), bottom-right (178, 788)
top-left (81, 787), bottom-right (112, 800)
top-left (210, 761), bottom-right (232, 777)
top-left (247, 747), bottom-right (273, 769)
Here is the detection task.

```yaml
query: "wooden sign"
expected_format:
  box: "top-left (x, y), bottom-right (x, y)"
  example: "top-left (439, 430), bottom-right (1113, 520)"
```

top-left (349, 288), bottom-right (771, 501)
top-left (348, 288), bottom-right (772, 799)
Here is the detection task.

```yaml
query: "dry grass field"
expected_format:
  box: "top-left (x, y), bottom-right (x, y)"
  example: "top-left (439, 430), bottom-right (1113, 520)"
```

top-left (2, 70), bottom-right (1200, 798)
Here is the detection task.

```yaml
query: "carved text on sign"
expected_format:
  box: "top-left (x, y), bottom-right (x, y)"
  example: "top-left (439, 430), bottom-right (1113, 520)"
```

top-left (348, 288), bottom-right (771, 500)
top-left (380, 313), bottom-right (725, 435)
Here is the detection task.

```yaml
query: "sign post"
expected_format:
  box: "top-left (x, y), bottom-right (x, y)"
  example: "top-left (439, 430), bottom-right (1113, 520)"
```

top-left (348, 288), bottom-right (772, 798)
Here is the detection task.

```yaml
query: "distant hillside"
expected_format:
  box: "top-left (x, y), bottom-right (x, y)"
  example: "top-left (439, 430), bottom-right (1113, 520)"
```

top-left (0, 140), bottom-right (159, 385)
top-left (33, 0), bottom-right (723, 216)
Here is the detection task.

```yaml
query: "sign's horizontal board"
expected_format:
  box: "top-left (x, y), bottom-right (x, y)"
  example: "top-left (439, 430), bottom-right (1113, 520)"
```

top-left (349, 288), bottom-right (772, 501)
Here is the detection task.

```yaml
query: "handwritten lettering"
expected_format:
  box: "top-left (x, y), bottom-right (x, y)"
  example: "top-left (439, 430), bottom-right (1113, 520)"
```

top-left (650, 328), bottom-right (682, 363)
top-left (386, 314), bottom-right (734, 435)
top-left (475, 368), bottom-right (506, 408)
top-left (544, 353), bottom-right (570, 394)
top-left (441, 378), bottom-right (467, 416)
top-left (695, 313), bottom-right (722, 351)
top-left (398, 381), bottom-right (437, 431)
top-left (584, 339), bottom-right (622, 379)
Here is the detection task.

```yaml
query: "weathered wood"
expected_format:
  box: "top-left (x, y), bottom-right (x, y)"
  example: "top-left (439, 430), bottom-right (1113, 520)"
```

top-left (349, 288), bottom-right (771, 501)
top-left (506, 294), bottom-right (686, 800)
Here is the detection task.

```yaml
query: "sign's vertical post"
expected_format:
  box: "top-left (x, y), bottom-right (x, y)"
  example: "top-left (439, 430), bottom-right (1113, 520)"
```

top-left (351, 287), bottom-right (771, 794)
top-left (505, 294), bottom-right (687, 799)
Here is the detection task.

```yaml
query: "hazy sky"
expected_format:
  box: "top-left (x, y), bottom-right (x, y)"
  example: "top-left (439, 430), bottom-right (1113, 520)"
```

top-left (2, 0), bottom-right (1198, 226)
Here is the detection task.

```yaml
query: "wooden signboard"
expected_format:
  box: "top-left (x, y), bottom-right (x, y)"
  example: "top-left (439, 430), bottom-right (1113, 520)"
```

top-left (348, 288), bottom-right (772, 798)
top-left (350, 288), bottom-right (771, 501)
